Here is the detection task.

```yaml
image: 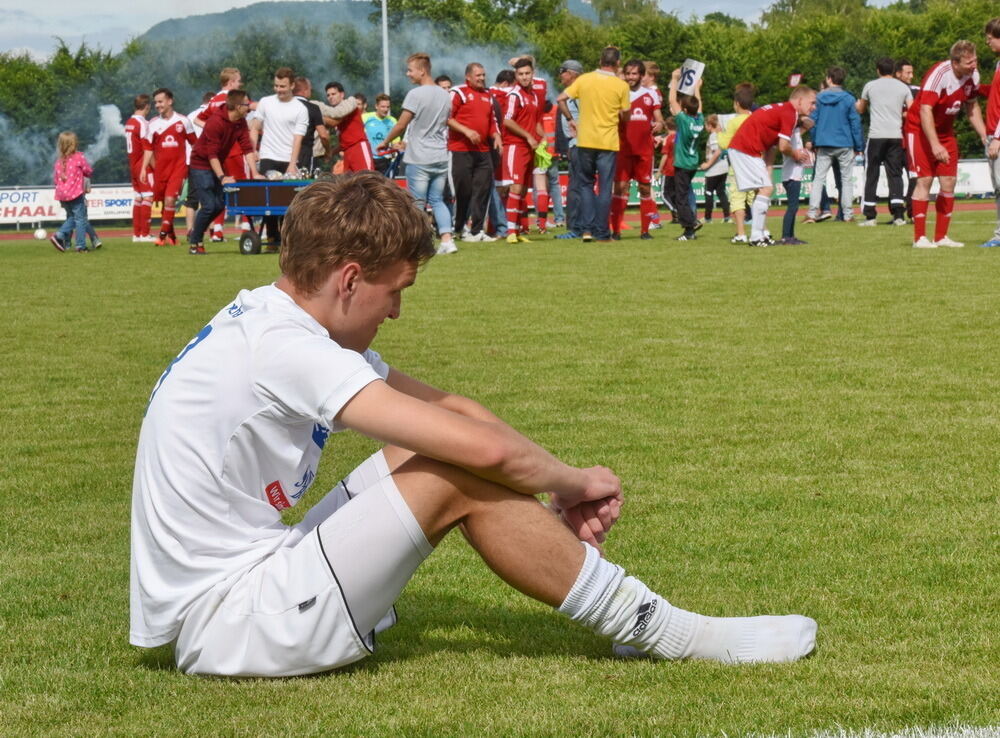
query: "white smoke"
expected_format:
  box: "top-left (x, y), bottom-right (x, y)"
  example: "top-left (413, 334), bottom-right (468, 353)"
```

top-left (84, 104), bottom-right (125, 163)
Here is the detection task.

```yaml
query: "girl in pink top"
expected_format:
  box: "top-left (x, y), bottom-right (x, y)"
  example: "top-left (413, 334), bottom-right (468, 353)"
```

top-left (51, 131), bottom-right (94, 252)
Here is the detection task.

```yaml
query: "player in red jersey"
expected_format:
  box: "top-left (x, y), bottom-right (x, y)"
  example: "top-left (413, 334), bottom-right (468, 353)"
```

top-left (729, 86), bottom-right (816, 246)
top-left (979, 19), bottom-right (1000, 248)
top-left (611, 60), bottom-right (664, 239)
top-left (124, 94), bottom-right (154, 242)
top-left (141, 88), bottom-right (197, 245)
top-left (509, 55), bottom-right (550, 233)
top-left (195, 68), bottom-right (255, 241)
top-left (904, 40), bottom-right (987, 247)
top-left (501, 58), bottom-right (541, 243)
top-left (323, 82), bottom-right (374, 172)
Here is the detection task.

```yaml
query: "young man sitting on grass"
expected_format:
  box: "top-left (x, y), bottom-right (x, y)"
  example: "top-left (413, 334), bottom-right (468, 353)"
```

top-left (130, 172), bottom-right (818, 677)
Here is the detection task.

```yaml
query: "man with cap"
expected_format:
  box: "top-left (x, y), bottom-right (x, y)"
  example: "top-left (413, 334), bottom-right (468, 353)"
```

top-left (554, 60), bottom-right (586, 240)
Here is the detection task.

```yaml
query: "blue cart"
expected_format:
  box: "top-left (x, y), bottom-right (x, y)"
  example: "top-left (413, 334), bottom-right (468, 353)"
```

top-left (223, 179), bottom-right (313, 254)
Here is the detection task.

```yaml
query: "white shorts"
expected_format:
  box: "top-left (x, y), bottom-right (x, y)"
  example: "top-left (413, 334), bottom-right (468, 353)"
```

top-left (174, 451), bottom-right (433, 677)
top-left (729, 148), bottom-right (771, 191)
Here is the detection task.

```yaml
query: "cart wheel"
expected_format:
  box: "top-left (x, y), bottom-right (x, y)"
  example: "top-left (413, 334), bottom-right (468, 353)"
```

top-left (239, 230), bottom-right (261, 255)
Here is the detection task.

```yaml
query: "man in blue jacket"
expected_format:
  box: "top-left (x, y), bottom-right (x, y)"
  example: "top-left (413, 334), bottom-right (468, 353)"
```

top-left (806, 67), bottom-right (864, 222)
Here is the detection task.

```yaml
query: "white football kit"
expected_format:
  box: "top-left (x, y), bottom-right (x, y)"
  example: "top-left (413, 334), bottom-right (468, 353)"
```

top-left (130, 284), bottom-right (431, 676)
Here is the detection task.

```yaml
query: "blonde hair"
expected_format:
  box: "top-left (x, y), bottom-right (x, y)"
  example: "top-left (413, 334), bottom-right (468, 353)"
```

top-left (56, 131), bottom-right (78, 180)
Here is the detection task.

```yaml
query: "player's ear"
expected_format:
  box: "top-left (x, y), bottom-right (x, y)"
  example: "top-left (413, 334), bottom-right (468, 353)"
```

top-left (339, 262), bottom-right (363, 297)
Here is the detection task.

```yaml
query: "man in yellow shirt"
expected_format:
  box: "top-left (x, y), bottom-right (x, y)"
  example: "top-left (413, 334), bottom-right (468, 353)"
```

top-left (557, 46), bottom-right (631, 241)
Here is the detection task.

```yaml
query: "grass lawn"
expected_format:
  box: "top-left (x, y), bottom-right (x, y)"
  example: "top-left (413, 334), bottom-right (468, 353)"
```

top-left (1, 209), bottom-right (998, 736)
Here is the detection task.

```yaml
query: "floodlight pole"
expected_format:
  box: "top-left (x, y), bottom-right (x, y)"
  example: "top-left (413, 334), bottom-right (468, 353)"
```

top-left (381, 0), bottom-right (390, 94)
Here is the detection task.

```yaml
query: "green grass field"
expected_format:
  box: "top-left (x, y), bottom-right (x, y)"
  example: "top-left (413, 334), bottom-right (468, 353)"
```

top-left (1, 210), bottom-right (998, 737)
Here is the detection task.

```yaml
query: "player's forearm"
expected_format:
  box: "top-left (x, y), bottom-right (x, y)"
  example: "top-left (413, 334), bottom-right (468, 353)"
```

top-left (289, 136), bottom-right (303, 170)
top-left (208, 157), bottom-right (225, 178)
top-left (919, 105), bottom-right (940, 147)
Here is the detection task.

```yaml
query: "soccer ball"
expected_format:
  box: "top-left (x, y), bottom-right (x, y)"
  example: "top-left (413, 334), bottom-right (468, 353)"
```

top-left (33, 228), bottom-right (47, 240)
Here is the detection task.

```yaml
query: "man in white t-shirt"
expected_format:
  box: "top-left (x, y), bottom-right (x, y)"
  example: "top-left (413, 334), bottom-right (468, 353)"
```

top-left (251, 66), bottom-right (309, 249)
top-left (130, 172), bottom-right (818, 677)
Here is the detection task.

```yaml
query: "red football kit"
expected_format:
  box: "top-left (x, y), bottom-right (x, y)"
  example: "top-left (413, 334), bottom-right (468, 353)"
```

top-left (448, 84), bottom-right (498, 153)
top-left (531, 77), bottom-right (548, 127)
top-left (500, 86), bottom-right (537, 185)
top-left (616, 86), bottom-right (661, 183)
top-left (903, 61), bottom-right (979, 177)
top-left (729, 102), bottom-right (797, 158)
top-left (335, 108), bottom-right (373, 172)
top-left (145, 113), bottom-right (197, 200)
top-left (125, 114), bottom-right (152, 194)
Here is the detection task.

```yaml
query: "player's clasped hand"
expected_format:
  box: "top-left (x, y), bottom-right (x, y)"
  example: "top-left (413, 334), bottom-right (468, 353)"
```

top-left (550, 466), bottom-right (624, 552)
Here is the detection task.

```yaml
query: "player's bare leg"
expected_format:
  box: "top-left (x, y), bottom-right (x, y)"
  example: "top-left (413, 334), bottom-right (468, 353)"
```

top-left (384, 447), bottom-right (817, 664)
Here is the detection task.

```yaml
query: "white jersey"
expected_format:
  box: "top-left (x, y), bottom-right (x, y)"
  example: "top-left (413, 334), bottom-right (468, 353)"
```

top-left (186, 106), bottom-right (207, 165)
top-left (781, 128), bottom-right (808, 182)
top-left (130, 284), bottom-right (389, 648)
top-left (255, 94), bottom-right (309, 162)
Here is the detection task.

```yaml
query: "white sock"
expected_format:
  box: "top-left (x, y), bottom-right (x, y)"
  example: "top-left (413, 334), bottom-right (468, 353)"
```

top-left (559, 543), bottom-right (817, 664)
top-left (750, 195), bottom-right (770, 240)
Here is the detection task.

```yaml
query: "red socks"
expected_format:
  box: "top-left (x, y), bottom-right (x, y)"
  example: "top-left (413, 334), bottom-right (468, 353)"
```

top-left (161, 206), bottom-right (176, 235)
top-left (610, 194), bottom-right (627, 234)
top-left (934, 192), bottom-right (954, 242)
top-left (640, 197), bottom-right (658, 234)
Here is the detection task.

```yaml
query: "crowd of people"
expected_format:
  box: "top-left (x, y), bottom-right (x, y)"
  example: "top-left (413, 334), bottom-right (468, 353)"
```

top-left (45, 20), bottom-right (1000, 254)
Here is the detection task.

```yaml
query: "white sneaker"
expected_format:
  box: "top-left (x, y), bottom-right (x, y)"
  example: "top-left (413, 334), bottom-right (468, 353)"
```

top-left (934, 236), bottom-right (964, 248)
top-left (731, 234), bottom-right (748, 244)
top-left (891, 218), bottom-right (907, 227)
top-left (133, 235), bottom-right (155, 242)
top-left (436, 240), bottom-right (458, 255)
top-left (912, 236), bottom-right (937, 249)
top-left (461, 233), bottom-right (481, 243)
top-left (477, 232), bottom-right (497, 242)
top-left (858, 219), bottom-right (877, 227)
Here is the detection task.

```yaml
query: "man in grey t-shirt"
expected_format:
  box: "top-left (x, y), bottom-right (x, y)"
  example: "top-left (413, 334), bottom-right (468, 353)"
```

top-left (856, 57), bottom-right (913, 225)
top-left (381, 53), bottom-right (456, 254)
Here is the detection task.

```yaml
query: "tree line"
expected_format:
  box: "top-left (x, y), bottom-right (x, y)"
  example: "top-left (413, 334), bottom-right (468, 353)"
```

top-left (0, 0), bottom-right (996, 186)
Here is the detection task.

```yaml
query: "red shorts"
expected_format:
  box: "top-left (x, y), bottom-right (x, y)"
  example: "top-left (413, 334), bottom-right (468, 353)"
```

top-left (343, 140), bottom-right (374, 172)
top-left (615, 150), bottom-right (654, 184)
top-left (224, 153), bottom-right (249, 180)
top-left (904, 128), bottom-right (958, 178)
top-left (131, 160), bottom-right (153, 195)
top-left (152, 162), bottom-right (188, 201)
top-left (501, 144), bottom-right (532, 186)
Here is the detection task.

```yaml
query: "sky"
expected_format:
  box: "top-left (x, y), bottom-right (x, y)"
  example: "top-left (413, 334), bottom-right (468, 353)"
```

top-left (0, 0), bottom-right (795, 60)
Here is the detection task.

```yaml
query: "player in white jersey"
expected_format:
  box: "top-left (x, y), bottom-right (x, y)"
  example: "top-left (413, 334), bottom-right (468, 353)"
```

top-left (131, 172), bottom-right (818, 677)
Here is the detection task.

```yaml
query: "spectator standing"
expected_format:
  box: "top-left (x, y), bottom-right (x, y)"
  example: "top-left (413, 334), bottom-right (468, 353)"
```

top-left (293, 77), bottom-right (329, 174)
top-left (124, 94), bottom-right (154, 242)
top-left (904, 40), bottom-right (987, 248)
top-left (700, 114), bottom-right (731, 224)
top-left (554, 60), bottom-right (585, 240)
top-left (806, 67), bottom-right (863, 222)
top-left (487, 70), bottom-right (515, 239)
top-left (50, 131), bottom-right (93, 252)
top-left (717, 84), bottom-right (755, 244)
top-left (779, 119), bottom-right (813, 245)
top-left (557, 46), bottom-right (631, 242)
top-left (856, 58), bottom-right (912, 227)
top-left (668, 68), bottom-right (704, 241)
top-left (365, 94), bottom-right (400, 175)
top-left (895, 59), bottom-right (920, 221)
top-left (448, 63), bottom-right (501, 242)
top-left (252, 67), bottom-right (309, 250)
top-left (729, 86), bottom-right (817, 247)
top-left (610, 59), bottom-right (664, 240)
top-left (381, 52), bottom-right (457, 254)
top-left (539, 101), bottom-right (566, 228)
top-left (657, 117), bottom-right (677, 219)
top-left (979, 18), bottom-right (1000, 248)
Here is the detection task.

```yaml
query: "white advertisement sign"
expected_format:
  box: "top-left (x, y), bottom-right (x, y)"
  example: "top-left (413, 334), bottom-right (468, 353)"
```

top-left (0, 185), bottom-right (138, 225)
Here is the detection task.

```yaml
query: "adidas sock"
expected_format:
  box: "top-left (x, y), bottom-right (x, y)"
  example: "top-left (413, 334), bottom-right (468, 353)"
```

top-left (933, 192), bottom-right (954, 241)
top-left (559, 542), bottom-right (817, 664)
top-left (912, 199), bottom-right (929, 241)
top-left (161, 206), bottom-right (176, 235)
top-left (750, 194), bottom-right (770, 241)
top-left (536, 192), bottom-right (549, 225)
